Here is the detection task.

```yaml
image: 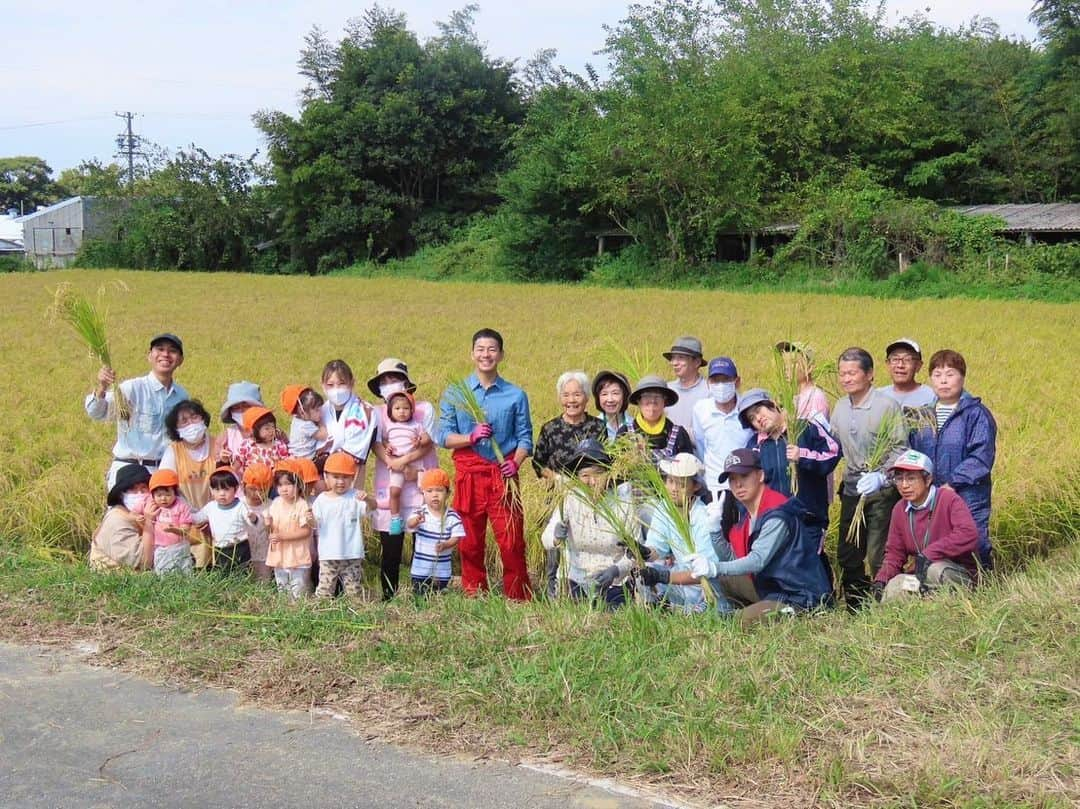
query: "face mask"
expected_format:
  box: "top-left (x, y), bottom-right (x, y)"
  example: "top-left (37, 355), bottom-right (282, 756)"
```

top-left (325, 386), bottom-right (351, 407)
top-left (379, 381), bottom-right (407, 399)
top-left (179, 422), bottom-right (207, 443)
top-left (709, 382), bottom-right (737, 403)
top-left (122, 492), bottom-right (146, 512)
top-left (230, 408), bottom-right (247, 425)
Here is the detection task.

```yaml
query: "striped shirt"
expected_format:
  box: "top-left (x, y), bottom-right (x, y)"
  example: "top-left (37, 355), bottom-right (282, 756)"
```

top-left (410, 508), bottom-right (465, 582)
top-left (935, 403), bottom-right (957, 430)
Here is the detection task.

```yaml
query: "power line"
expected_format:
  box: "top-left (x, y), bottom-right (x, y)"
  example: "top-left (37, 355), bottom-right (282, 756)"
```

top-left (0, 114), bottom-right (112, 131)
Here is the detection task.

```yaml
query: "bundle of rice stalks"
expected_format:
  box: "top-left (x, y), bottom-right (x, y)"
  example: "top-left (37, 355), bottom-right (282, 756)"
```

top-left (845, 409), bottom-right (905, 547)
top-left (47, 282), bottom-right (131, 421)
top-left (599, 338), bottom-right (658, 384)
top-left (771, 345), bottom-right (810, 495)
top-left (443, 377), bottom-right (505, 463)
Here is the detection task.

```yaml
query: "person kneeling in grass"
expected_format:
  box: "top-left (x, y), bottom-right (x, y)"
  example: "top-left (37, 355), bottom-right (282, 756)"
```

top-left (686, 449), bottom-right (834, 627)
top-left (872, 450), bottom-right (979, 603)
top-left (541, 439), bottom-right (638, 608)
top-left (638, 453), bottom-right (730, 614)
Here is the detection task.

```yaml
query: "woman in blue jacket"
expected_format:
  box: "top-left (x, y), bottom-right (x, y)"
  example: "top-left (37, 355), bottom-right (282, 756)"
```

top-left (909, 349), bottom-right (997, 567)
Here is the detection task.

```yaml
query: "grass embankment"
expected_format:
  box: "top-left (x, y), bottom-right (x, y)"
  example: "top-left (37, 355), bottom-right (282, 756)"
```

top-left (334, 236), bottom-right (1080, 303)
top-left (1, 541), bottom-right (1077, 807)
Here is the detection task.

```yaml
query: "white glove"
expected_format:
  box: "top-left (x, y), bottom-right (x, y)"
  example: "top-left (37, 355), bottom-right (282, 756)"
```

top-left (704, 499), bottom-right (724, 532)
top-left (552, 521), bottom-right (568, 544)
top-left (856, 471), bottom-right (887, 496)
top-left (689, 553), bottom-right (719, 579)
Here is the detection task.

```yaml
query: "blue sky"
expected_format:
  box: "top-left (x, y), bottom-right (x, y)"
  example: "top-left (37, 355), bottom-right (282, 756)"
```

top-left (1, 1), bottom-right (1039, 174)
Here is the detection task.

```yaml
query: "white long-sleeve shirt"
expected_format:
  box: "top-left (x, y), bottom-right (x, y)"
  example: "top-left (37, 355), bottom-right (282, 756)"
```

top-left (84, 372), bottom-right (188, 462)
top-left (691, 398), bottom-right (753, 492)
top-left (542, 489), bottom-right (637, 585)
top-left (320, 394), bottom-right (377, 462)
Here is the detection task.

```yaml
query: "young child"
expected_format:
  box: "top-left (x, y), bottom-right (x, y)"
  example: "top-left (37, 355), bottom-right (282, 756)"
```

top-left (281, 385), bottom-right (329, 460)
top-left (266, 467), bottom-right (315, 599)
top-left (379, 388), bottom-right (432, 534)
top-left (192, 466), bottom-right (252, 573)
top-left (242, 463), bottom-right (273, 582)
top-left (235, 406), bottom-right (289, 480)
top-left (405, 468), bottom-right (465, 595)
top-left (312, 452), bottom-right (375, 598)
top-left (146, 469), bottom-right (194, 576)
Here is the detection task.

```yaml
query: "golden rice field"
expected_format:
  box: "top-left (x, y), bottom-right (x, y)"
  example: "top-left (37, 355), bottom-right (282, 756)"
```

top-left (1, 269), bottom-right (1077, 565)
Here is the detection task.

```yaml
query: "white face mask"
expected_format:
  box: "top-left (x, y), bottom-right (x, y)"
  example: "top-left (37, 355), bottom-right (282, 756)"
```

top-left (122, 492), bottom-right (146, 512)
top-left (230, 408), bottom-right (247, 425)
top-left (325, 386), bottom-right (352, 407)
top-left (709, 381), bottom-right (737, 403)
top-left (379, 381), bottom-right (407, 399)
top-left (178, 422), bottom-right (207, 443)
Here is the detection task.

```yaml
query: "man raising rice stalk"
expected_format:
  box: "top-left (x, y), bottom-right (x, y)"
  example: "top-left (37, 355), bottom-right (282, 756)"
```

top-left (84, 331), bottom-right (189, 489)
top-left (831, 347), bottom-right (907, 611)
top-left (438, 328), bottom-right (534, 601)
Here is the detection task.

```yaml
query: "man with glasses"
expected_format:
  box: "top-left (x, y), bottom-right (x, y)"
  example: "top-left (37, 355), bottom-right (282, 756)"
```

top-left (879, 338), bottom-right (935, 409)
top-left (872, 450), bottom-right (979, 602)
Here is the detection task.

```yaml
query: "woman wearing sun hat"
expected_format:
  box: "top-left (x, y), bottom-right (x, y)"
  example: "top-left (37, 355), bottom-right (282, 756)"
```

top-left (617, 375), bottom-right (693, 462)
top-left (367, 358), bottom-right (438, 599)
top-left (89, 464), bottom-right (155, 571)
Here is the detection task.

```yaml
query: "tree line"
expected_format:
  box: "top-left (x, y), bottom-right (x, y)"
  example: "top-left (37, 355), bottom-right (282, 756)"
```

top-left (5, 1), bottom-right (1078, 279)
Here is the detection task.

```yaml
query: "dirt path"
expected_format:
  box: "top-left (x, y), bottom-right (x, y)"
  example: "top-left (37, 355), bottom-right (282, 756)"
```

top-left (0, 642), bottom-right (675, 809)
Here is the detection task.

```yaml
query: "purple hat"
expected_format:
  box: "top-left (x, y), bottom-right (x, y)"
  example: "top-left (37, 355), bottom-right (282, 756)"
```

top-left (707, 356), bottom-right (738, 378)
top-left (717, 448), bottom-right (762, 483)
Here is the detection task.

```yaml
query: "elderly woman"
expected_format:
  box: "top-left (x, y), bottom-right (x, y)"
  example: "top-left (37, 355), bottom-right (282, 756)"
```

top-left (89, 464), bottom-right (155, 571)
top-left (541, 439), bottom-right (638, 607)
top-left (592, 370), bottom-right (633, 442)
top-left (159, 399), bottom-right (219, 567)
top-left (532, 371), bottom-right (606, 480)
top-left (532, 370), bottom-right (606, 597)
top-left (617, 375), bottom-right (693, 462)
top-left (366, 358), bottom-right (438, 600)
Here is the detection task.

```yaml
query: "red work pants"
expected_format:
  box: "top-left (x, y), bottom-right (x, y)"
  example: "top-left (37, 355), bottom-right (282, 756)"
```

top-left (452, 449), bottom-right (531, 601)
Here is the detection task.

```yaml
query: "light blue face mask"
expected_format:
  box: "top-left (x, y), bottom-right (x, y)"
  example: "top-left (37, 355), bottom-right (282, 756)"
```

top-left (324, 386), bottom-right (352, 407)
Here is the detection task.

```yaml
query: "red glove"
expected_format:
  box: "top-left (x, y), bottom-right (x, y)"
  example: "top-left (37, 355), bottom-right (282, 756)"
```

top-left (468, 424), bottom-right (493, 444)
top-left (498, 458), bottom-right (519, 478)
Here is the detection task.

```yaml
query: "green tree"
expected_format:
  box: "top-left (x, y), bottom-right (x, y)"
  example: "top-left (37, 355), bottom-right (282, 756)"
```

top-left (56, 160), bottom-right (126, 198)
top-left (0, 156), bottom-right (57, 214)
top-left (255, 5), bottom-right (524, 273)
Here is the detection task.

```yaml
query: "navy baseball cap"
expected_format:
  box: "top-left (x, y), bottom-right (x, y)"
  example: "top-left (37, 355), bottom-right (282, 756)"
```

top-left (707, 356), bottom-right (738, 378)
top-left (149, 333), bottom-right (184, 354)
top-left (717, 448), bottom-right (762, 483)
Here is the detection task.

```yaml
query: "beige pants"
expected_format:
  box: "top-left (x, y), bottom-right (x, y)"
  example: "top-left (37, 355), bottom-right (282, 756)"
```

top-left (882, 561), bottom-right (973, 601)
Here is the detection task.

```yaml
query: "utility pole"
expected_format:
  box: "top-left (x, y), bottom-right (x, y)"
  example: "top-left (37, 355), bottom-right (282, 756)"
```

top-left (114, 112), bottom-right (142, 192)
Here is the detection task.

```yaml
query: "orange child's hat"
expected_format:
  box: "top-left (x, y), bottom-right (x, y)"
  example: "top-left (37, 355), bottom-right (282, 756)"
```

top-left (242, 406), bottom-right (275, 434)
top-left (243, 463), bottom-right (274, 490)
top-left (280, 384), bottom-right (312, 415)
top-left (275, 458), bottom-right (320, 487)
top-left (419, 468), bottom-right (451, 490)
top-left (148, 469), bottom-right (180, 492)
top-left (324, 452), bottom-right (358, 477)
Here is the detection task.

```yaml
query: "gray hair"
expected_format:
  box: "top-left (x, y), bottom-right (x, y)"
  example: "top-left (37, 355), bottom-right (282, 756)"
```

top-left (837, 347), bottom-right (874, 372)
top-left (556, 370), bottom-right (590, 400)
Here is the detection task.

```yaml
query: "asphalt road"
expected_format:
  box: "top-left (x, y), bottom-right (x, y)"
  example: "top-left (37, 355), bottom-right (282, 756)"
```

top-left (0, 642), bottom-right (671, 809)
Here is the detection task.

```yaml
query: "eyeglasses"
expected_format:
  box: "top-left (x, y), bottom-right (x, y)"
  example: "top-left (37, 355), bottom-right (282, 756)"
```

top-left (887, 356), bottom-right (917, 366)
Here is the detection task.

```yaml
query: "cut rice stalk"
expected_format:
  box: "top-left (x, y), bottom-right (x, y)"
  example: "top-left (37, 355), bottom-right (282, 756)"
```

top-left (47, 282), bottom-right (132, 421)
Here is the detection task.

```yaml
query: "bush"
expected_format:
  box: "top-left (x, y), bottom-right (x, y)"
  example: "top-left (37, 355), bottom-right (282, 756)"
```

top-left (0, 254), bottom-right (34, 272)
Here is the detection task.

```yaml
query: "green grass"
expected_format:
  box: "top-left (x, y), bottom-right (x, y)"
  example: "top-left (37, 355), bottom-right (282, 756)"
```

top-left (2, 538), bottom-right (1077, 806)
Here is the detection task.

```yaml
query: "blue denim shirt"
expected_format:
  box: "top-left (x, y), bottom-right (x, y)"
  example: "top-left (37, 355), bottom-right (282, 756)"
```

top-left (438, 374), bottom-right (534, 463)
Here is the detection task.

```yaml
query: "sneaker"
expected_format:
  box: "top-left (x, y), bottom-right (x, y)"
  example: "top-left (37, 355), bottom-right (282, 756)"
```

top-left (389, 515), bottom-right (404, 535)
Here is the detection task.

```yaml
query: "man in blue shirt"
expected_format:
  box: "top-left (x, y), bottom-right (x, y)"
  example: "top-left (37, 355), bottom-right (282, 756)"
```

top-left (438, 328), bottom-right (534, 601)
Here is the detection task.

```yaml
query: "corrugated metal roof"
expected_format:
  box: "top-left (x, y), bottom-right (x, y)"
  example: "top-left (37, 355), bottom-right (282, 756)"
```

top-left (0, 238), bottom-right (24, 252)
top-left (0, 214), bottom-right (22, 243)
top-left (953, 203), bottom-right (1080, 233)
top-left (14, 196), bottom-right (86, 224)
